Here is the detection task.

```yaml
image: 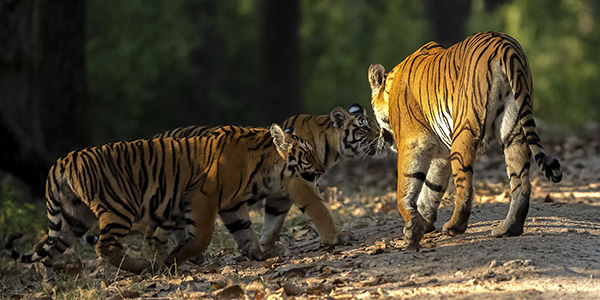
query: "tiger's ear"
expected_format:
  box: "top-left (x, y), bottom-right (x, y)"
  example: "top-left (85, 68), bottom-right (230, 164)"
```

top-left (330, 106), bottom-right (349, 127)
top-left (368, 64), bottom-right (385, 97)
top-left (270, 123), bottom-right (293, 159)
top-left (348, 103), bottom-right (365, 115)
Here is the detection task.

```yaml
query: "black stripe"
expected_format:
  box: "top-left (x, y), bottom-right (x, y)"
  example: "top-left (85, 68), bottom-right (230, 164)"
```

top-left (522, 119), bottom-right (536, 128)
top-left (224, 220), bottom-right (252, 233)
top-left (405, 172), bottom-right (426, 181)
top-left (405, 172), bottom-right (442, 192)
top-left (265, 205), bottom-right (289, 216)
top-left (424, 181), bottom-right (443, 193)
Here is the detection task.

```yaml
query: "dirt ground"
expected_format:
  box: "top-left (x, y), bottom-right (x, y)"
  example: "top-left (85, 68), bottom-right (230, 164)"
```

top-left (3, 130), bottom-right (600, 299)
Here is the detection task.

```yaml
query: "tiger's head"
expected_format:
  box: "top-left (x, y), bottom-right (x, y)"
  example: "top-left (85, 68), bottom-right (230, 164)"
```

top-left (329, 103), bottom-right (393, 158)
top-left (270, 124), bottom-right (326, 183)
top-left (368, 64), bottom-right (396, 151)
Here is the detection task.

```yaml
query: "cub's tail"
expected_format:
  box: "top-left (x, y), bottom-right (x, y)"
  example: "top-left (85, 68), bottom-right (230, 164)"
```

top-left (5, 233), bottom-right (38, 263)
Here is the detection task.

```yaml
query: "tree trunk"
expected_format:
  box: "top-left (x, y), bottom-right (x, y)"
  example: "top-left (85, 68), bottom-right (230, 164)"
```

top-left (0, 0), bottom-right (87, 194)
top-left (39, 0), bottom-right (88, 156)
top-left (0, 0), bottom-right (45, 150)
top-left (261, 0), bottom-right (301, 124)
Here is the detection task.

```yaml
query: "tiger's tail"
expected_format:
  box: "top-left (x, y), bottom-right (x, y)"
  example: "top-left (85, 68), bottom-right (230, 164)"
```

top-left (503, 36), bottom-right (563, 183)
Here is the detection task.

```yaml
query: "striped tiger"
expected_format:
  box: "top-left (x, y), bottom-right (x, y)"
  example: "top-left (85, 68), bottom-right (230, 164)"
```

top-left (368, 31), bottom-right (563, 249)
top-left (6, 124), bottom-right (325, 280)
top-left (148, 104), bottom-right (389, 259)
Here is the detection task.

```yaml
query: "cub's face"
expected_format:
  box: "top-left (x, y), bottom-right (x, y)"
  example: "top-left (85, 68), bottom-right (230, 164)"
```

top-left (270, 124), bottom-right (326, 182)
top-left (330, 104), bottom-right (392, 158)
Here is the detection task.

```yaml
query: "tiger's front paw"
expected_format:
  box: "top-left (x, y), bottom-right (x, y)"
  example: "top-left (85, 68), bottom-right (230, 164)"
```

top-left (404, 216), bottom-right (426, 250)
top-left (333, 230), bottom-right (355, 245)
top-left (442, 220), bottom-right (468, 236)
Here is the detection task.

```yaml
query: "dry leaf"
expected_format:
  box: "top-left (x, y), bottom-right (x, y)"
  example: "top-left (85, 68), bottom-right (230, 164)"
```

top-left (280, 282), bottom-right (303, 296)
top-left (107, 290), bottom-right (139, 300)
top-left (217, 285), bottom-right (244, 300)
top-left (281, 266), bottom-right (311, 278)
top-left (211, 281), bottom-right (227, 290)
top-left (246, 281), bottom-right (265, 293)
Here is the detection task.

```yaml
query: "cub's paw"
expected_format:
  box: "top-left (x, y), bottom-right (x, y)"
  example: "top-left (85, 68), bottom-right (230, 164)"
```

top-left (333, 230), bottom-right (355, 245)
top-left (260, 243), bottom-right (281, 259)
top-left (245, 249), bottom-right (268, 261)
top-left (188, 253), bottom-right (207, 266)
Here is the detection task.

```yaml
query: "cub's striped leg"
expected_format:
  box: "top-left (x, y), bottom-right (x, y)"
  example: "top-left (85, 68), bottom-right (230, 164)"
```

top-left (259, 196), bottom-right (293, 257)
top-left (219, 202), bottom-right (266, 261)
top-left (283, 177), bottom-right (353, 246)
top-left (95, 212), bottom-right (153, 274)
top-left (165, 192), bottom-right (219, 268)
top-left (146, 225), bottom-right (180, 265)
top-left (492, 129), bottom-right (532, 237)
top-left (395, 135), bottom-right (438, 249)
top-left (443, 131), bottom-right (479, 236)
top-left (416, 157), bottom-right (452, 233)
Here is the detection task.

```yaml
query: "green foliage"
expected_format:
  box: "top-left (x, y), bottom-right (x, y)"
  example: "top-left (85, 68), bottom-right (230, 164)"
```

top-left (0, 185), bottom-right (45, 240)
top-left (301, 0), bottom-right (431, 115)
top-left (467, 0), bottom-right (600, 127)
top-left (86, 0), bottom-right (264, 144)
top-left (87, 0), bottom-right (200, 143)
top-left (84, 0), bottom-right (597, 142)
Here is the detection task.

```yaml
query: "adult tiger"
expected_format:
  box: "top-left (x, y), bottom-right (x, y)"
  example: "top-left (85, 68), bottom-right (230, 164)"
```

top-left (6, 124), bottom-right (324, 280)
top-left (367, 31), bottom-right (562, 249)
top-left (151, 104), bottom-right (390, 259)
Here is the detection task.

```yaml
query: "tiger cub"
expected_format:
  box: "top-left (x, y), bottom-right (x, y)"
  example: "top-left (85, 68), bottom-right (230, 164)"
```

top-left (6, 124), bottom-right (323, 279)
top-left (151, 104), bottom-right (389, 258)
top-left (368, 31), bottom-right (562, 249)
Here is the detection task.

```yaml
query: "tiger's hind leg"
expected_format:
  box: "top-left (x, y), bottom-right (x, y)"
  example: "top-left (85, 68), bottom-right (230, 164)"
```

top-left (259, 197), bottom-right (292, 257)
top-left (492, 129), bottom-right (532, 237)
top-left (146, 225), bottom-right (176, 266)
top-left (95, 213), bottom-right (153, 274)
top-left (165, 192), bottom-right (219, 269)
top-left (220, 202), bottom-right (266, 261)
top-left (395, 134), bottom-right (439, 249)
top-left (417, 157), bottom-right (452, 234)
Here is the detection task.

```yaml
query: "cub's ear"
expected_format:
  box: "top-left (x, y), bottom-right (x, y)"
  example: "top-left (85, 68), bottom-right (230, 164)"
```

top-left (330, 106), bottom-right (349, 127)
top-left (368, 64), bottom-right (385, 97)
top-left (270, 123), bottom-right (293, 158)
top-left (348, 103), bottom-right (365, 115)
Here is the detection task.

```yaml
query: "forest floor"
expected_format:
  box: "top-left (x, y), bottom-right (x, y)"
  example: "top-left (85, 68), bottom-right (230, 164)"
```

top-left (2, 129), bottom-right (600, 299)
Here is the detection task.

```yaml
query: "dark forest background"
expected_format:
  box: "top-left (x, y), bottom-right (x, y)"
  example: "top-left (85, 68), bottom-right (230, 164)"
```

top-left (1, 0), bottom-right (599, 196)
